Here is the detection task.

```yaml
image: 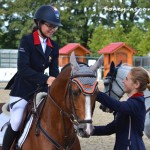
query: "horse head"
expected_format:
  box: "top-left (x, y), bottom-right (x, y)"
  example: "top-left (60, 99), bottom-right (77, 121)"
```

top-left (100, 61), bottom-right (132, 113)
top-left (69, 52), bottom-right (103, 137)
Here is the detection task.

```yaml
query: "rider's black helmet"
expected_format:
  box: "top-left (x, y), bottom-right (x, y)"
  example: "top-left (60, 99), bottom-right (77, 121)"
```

top-left (34, 5), bottom-right (62, 27)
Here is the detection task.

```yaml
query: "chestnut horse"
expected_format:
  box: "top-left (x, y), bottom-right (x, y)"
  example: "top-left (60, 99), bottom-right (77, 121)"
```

top-left (16, 52), bottom-right (103, 150)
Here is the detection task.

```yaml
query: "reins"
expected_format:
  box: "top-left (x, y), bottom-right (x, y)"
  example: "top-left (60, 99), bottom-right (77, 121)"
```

top-left (47, 90), bottom-right (79, 125)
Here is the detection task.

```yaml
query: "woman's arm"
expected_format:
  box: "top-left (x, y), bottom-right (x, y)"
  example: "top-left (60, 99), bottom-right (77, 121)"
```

top-left (93, 120), bottom-right (116, 136)
top-left (96, 91), bottom-right (144, 115)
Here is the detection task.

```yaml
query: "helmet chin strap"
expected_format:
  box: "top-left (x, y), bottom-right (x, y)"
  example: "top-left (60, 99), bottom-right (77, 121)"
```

top-left (38, 22), bottom-right (48, 39)
top-left (39, 28), bottom-right (47, 38)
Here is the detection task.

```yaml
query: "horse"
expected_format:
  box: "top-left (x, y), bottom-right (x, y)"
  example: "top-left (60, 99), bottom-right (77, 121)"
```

top-left (99, 61), bottom-right (150, 139)
top-left (144, 89), bottom-right (150, 138)
top-left (0, 52), bottom-right (103, 150)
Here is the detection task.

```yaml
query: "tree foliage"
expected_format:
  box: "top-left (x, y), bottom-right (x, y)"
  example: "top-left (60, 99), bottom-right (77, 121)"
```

top-left (0, 0), bottom-right (150, 56)
top-left (89, 22), bottom-right (150, 56)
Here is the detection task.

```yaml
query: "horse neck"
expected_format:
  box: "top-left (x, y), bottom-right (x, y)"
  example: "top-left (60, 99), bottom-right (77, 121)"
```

top-left (41, 66), bottom-right (74, 135)
top-left (50, 66), bottom-right (71, 109)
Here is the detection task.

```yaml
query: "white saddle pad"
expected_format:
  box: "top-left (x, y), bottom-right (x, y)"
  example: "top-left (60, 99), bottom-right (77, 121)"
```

top-left (17, 114), bottom-right (34, 148)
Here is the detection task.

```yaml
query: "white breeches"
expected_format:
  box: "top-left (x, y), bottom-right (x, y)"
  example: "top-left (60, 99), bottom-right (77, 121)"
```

top-left (9, 96), bottom-right (28, 131)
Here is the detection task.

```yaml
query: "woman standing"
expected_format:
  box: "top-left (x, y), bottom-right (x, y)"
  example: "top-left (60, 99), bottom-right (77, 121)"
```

top-left (2, 5), bottom-right (62, 150)
top-left (93, 67), bottom-right (150, 150)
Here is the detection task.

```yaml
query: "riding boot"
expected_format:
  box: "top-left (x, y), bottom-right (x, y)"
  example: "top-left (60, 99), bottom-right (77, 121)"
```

top-left (2, 124), bottom-right (19, 150)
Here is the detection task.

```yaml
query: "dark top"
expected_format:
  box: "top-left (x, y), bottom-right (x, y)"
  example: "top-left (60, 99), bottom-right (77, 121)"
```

top-left (93, 92), bottom-right (146, 150)
top-left (9, 30), bottom-right (59, 101)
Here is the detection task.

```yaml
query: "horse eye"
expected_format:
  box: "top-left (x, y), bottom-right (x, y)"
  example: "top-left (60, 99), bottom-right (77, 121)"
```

top-left (72, 89), bottom-right (80, 96)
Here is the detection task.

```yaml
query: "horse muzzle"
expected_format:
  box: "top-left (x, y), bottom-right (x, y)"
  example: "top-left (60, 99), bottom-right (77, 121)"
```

top-left (76, 120), bottom-right (94, 138)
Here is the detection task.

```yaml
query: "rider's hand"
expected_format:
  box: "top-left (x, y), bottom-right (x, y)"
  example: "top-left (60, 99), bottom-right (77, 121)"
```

top-left (46, 76), bottom-right (56, 87)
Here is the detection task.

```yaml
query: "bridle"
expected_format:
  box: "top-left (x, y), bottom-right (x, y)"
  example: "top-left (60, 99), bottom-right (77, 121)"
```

top-left (35, 72), bottom-right (98, 150)
top-left (69, 74), bottom-right (98, 124)
top-left (104, 70), bottom-right (124, 100)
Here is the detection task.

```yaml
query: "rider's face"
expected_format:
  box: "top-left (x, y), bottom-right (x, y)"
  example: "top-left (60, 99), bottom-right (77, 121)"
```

top-left (41, 22), bottom-right (58, 38)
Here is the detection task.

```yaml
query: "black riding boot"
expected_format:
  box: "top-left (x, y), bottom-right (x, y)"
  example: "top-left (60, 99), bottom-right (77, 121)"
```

top-left (2, 124), bottom-right (19, 150)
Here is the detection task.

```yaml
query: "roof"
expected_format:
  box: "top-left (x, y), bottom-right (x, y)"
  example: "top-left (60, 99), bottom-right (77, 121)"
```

top-left (98, 42), bottom-right (136, 54)
top-left (59, 43), bottom-right (91, 54)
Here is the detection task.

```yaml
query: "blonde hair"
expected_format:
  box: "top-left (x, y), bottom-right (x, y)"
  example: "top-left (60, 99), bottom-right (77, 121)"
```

top-left (130, 67), bottom-right (150, 92)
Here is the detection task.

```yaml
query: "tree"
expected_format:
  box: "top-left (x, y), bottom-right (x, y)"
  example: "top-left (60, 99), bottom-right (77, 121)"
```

top-left (0, 0), bottom-right (150, 51)
top-left (126, 24), bottom-right (150, 56)
top-left (137, 29), bottom-right (150, 56)
top-left (88, 21), bottom-right (126, 56)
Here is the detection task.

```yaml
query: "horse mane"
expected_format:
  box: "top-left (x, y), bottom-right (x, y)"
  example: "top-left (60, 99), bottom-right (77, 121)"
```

top-left (61, 63), bottom-right (71, 72)
top-left (122, 63), bottom-right (132, 67)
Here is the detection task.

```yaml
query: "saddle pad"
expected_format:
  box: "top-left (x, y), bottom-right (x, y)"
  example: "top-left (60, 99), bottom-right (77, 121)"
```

top-left (17, 114), bottom-right (33, 148)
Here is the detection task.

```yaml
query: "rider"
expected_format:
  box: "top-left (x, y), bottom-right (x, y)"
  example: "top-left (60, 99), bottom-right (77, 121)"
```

top-left (2, 5), bottom-right (62, 150)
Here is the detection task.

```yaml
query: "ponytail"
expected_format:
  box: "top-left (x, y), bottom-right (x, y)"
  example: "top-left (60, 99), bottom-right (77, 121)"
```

top-left (32, 24), bottom-right (38, 33)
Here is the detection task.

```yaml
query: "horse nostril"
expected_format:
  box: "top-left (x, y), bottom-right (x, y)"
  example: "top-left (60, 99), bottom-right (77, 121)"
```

top-left (99, 105), bottom-right (103, 109)
top-left (78, 127), bottom-right (85, 137)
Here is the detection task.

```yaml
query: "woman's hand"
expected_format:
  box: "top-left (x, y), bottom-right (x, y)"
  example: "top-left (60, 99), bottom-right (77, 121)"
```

top-left (46, 76), bottom-right (56, 87)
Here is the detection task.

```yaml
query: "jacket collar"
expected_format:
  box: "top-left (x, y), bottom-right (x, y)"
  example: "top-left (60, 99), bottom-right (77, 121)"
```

top-left (33, 30), bottom-right (53, 47)
top-left (130, 92), bottom-right (144, 98)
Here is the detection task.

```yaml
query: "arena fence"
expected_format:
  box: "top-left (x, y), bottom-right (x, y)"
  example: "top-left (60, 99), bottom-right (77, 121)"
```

top-left (0, 49), bottom-right (150, 69)
top-left (0, 49), bottom-right (150, 88)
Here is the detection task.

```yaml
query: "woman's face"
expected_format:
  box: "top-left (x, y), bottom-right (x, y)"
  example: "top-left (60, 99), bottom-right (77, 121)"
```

top-left (40, 22), bottom-right (58, 38)
top-left (123, 72), bottom-right (139, 95)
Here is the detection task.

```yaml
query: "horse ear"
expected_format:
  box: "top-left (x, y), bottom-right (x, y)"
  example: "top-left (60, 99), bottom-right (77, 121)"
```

top-left (116, 61), bottom-right (122, 67)
top-left (70, 51), bottom-right (80, 74)
top-left (110, 61), bottom-right (115, 73)
top-left (90, 54), bottom-right (104, 72)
